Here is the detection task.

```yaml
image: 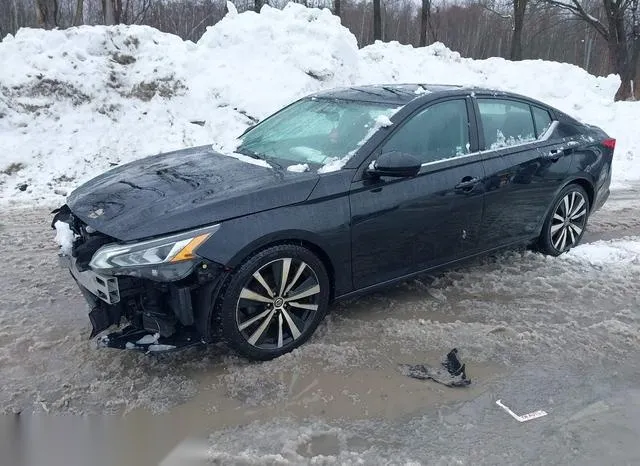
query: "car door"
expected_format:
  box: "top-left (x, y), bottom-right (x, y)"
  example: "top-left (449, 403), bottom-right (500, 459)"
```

top-left (475, 97), bottom-right (572, 248)
top-left (349, 98), bottom-right (486, 290)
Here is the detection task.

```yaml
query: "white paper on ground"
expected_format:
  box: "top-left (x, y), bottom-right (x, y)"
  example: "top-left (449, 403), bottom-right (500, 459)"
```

top-left (496, 399), bottom-right (548, 422)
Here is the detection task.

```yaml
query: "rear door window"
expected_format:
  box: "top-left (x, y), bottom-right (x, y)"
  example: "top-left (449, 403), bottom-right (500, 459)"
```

top-left (477, 99), bottom-right (536, 149)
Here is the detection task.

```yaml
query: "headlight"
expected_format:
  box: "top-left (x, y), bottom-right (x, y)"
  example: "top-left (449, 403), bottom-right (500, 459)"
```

top-left (89, 224), bottom-right (220, 275)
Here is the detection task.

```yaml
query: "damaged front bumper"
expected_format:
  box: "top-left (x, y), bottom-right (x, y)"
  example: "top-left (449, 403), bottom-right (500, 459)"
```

top-left (61, 255), bottom-right (225, 352)
top-left (53, 205), bottom-right (227, 353)
top-left (58, 254), bottom-right (120, 305)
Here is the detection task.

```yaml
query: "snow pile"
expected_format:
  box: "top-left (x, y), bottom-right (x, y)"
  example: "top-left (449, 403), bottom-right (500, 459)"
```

top-left (1, 3), bottom-right (639, 204)
top-left (563, 237), bottom-right (640, 266)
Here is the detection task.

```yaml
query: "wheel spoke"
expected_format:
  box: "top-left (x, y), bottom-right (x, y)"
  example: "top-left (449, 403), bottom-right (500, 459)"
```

top-left (238, 308), bottom-right (272, 331)
top-left (567, 224), bottom-right (576, 245)
top-left (278, 258), bottom-right (292, 296)
top-left (569, 223), bottom-right (583, 236)
top-left (550, 223), bottom-right (564, 234)
top-left (553, 213), bottom-right (564, 222)
top-left (559, 228), bottom-right (568, 251)
top-left (281, 308), bottom-right (301, 339)
top-left (571, 208), bottom-right (586, 220)
top-left (240, 288), bottom-right (273, 304)
top-left (288, 302), bottom-right (318, 311)
top-left (277, 313), bottom-right (284, 348)
top-left (283, 262), bottom-right (307, 296)
top-left (252, 270), bottom-right (274, 298)
top-left (553, 228), bottom-right (565, 249)
top-left (247, 308), bottom-right (276, 345)
top-left (570, 197), bottom-right (585, 217)
top-left (568, 193), bottom-right (576, 217)
top-left (563, 195), bottom-right (570, 217)
top-left (286, 284), bottom-right (320, 302)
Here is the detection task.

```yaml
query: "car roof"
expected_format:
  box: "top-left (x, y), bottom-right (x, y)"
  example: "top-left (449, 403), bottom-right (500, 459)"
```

top-left (310, 84), bottom-right (537, 106)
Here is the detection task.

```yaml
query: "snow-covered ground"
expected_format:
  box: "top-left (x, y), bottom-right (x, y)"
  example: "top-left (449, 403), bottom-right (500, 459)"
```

top-left (1, 2), bottom-right (640, 204)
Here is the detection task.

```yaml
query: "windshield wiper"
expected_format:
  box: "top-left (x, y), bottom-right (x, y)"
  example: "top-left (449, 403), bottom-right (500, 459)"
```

top-left (235, 147), bottom-right (283, 169)
top-left (235, 147), bottom-right (265, 160)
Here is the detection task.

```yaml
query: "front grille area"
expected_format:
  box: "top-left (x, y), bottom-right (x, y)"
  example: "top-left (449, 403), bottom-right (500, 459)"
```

top-left (51, 204), bottom-right (116, 270)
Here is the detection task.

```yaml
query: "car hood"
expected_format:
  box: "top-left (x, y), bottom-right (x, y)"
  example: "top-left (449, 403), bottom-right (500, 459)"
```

top-left (67, 145), bottom-right (320, 241)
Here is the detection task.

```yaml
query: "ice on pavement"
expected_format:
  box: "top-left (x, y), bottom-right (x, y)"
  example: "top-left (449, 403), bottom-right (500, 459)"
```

top-left (53, 220), bottom-right (76, 256)
top-left (1, 3), bottom-right (639, 204)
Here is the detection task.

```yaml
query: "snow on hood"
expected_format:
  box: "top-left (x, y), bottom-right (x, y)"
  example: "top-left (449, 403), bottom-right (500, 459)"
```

top-left (1, 3), bottom-right (639, 205)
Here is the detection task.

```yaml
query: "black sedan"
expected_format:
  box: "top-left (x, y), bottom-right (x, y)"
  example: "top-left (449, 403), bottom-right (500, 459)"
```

top-left (52, 84), bottom-right (614, 360)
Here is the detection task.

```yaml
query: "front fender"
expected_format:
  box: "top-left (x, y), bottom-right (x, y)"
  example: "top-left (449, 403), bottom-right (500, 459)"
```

top-left (195, 196), bottom-right (353, 297)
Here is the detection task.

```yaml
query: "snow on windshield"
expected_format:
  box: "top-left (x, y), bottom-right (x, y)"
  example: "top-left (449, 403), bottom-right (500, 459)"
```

top-left (317, 109), bottom-right (400, 174)
top-left (286, 163), bottom-right (309, 172)
top-left (236, 98), bottom-right (401, 172)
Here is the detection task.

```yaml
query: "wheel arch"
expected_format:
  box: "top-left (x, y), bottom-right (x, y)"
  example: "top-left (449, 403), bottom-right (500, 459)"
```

top-left (566, 177), bottom-right (595, 209)
top-left (226, 231), bottom-right (337, 300)
top-left (534, 176), bottom-right (595, 239)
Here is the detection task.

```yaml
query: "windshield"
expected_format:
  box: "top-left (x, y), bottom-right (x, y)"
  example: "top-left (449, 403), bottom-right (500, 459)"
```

top-left (236, 98), bottom-right (400, 167)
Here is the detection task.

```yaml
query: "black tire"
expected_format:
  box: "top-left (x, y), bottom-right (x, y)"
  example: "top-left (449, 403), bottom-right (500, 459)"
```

top-left (538, 183), bottom-right (590, 256)
top-left (216, 244), bottom-right (330, 361)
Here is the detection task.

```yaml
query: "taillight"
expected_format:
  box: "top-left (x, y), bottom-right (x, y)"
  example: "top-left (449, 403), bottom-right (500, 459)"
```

top-left (602, 138), bottom-right (616, 150)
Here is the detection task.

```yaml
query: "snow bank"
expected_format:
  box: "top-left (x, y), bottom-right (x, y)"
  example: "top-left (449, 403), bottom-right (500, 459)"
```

top-left (1, 3), bottom-right (639, 204)
top-left (563, 237), bottom-right (640, 266)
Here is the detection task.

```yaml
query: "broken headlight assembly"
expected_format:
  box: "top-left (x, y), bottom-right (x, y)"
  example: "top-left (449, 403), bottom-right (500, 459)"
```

top-left (89, 224), bottom-right (220, 281)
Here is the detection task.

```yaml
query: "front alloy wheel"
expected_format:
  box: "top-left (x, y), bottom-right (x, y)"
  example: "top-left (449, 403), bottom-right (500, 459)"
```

top-left (237, 258), bottom-right (321, 350)
top-left (218, 244), bottom-right (330, 360)
top-left (539, 184), bottom-right (590, 255)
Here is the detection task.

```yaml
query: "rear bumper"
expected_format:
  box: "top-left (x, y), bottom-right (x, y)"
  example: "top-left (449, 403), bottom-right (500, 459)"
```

top-left (592, 161), bottom-right (612, 213)
top-left (593, 186), bottom-right (609, 213)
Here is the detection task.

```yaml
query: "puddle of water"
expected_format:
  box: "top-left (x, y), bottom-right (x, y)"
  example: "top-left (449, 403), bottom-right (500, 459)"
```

top-left (0, 359), bottom-right (503, 466)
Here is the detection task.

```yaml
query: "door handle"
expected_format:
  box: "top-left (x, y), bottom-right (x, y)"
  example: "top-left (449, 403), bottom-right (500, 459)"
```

top-left (455, 176), bottom-right (480, 191)
top-left (544, 148), bottom-right (566, 161)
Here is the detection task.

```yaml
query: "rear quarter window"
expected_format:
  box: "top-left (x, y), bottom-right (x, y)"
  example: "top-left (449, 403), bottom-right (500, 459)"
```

top-left (532, 106), bottom-right (552, 137)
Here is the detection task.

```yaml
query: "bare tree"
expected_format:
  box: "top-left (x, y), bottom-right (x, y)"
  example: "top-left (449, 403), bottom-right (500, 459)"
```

top-left (543, 0), bottom-right (639, 100)
top-left (35, 0), bottom-right (58, 28)
top-left (335, 0), bottom-right (341, 18)
top-left (373, 0), bottom-right (382, 40)
top-left (511, 0), bottom-right (527, 59)
top-left (73, 0), bottom-right (84, 26)
top-left (255, 0), bottom-right (264, 13)
top-left (420, 0), bottom-right (431, 46)
top-left (102, 0), bottom-right (122, 25)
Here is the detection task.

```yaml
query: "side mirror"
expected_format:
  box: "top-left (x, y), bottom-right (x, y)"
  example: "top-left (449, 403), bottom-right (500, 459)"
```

top-left (367, 151), bottom-right (421, 178)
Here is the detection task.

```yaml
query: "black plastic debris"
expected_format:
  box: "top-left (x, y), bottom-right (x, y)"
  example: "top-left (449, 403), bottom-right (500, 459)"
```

top-left (399, 348), bottom-right (471, 387)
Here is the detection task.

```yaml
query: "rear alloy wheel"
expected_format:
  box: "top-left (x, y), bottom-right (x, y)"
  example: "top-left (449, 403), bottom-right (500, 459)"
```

top-left (538, 184), bottom-right (590, 256)
top-left (218, 245), bottom-right (330, 360)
